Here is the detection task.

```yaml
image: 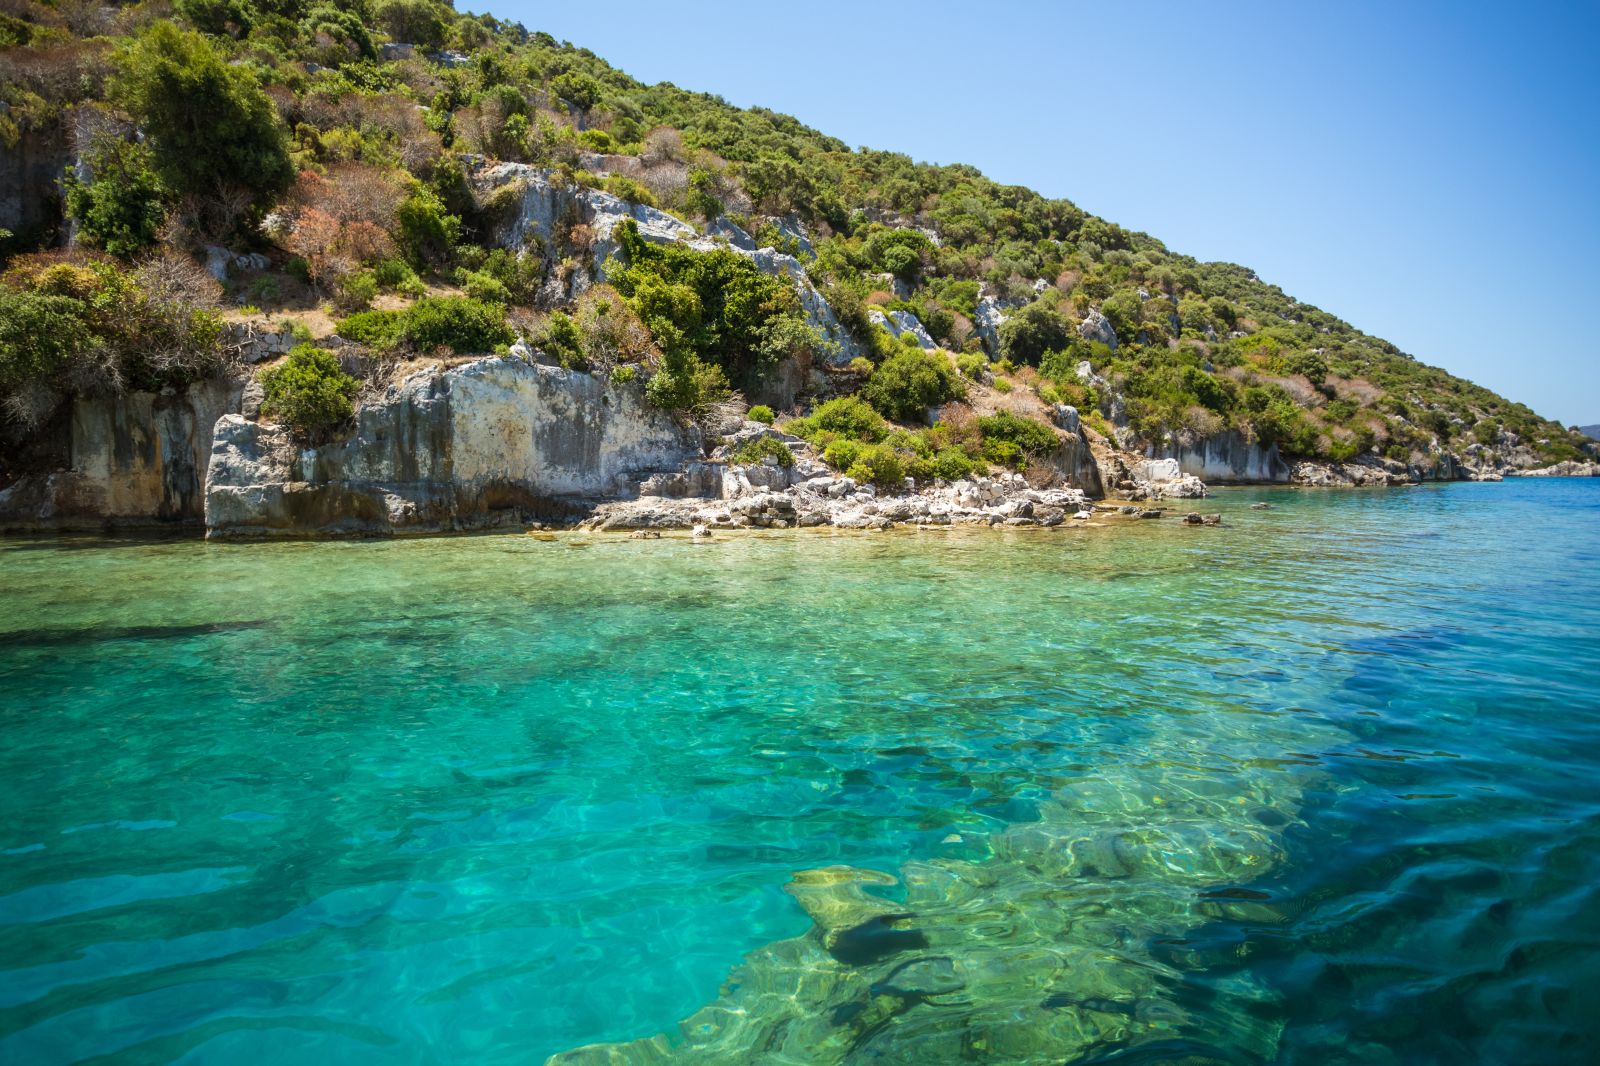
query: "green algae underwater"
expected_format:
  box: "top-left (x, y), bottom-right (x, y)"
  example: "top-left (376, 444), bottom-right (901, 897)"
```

top-left (2, 480), bottom-right (1599, 1064)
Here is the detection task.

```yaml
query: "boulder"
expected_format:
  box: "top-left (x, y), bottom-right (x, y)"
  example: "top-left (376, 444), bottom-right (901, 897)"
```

top-left (868, 308), bottom-right (936, 349)
top-left (1078, 309), bottom-right (1119, 350)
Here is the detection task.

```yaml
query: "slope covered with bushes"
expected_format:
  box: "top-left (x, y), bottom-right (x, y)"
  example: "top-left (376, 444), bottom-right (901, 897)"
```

top-left (1, 0), bottom-right (1592, 469)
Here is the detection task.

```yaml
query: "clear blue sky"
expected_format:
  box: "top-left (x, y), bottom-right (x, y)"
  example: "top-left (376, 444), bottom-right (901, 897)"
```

top-left (492, 0), bottom-right (1599, 426)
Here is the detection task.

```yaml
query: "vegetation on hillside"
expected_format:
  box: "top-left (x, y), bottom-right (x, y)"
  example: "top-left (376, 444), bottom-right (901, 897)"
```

top-left (0, 0), bottom-right (1591, 471)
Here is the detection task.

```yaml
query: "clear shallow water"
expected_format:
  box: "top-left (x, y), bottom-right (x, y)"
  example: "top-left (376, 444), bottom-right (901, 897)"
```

top-left (1, 480), bottom-right (1597, 1064)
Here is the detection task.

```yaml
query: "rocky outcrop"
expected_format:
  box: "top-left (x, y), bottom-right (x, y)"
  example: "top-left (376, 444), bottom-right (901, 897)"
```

top-left (974, 295), bottom-right (1007, 355)
top-left (477, 162), bottom-right (697, 275)
top-left (587, 472), bottom-right (1095, 532)
top-left (0, 376), bottom-right (245, 531)
top-left (204, 357), bottom-right (701, 537)
top-left (1144, 430), bottom-right (1291, 484)
top-left (1077, 309), bottom-right (1119, 350)
top-left (1133, 458), bottom-right (1208, 499)
top-left (868, 308), bottom-right (936, 349)
top-left (477, 164), bottom-right (861, 367)
top-left (1510, 460), bottom-right (1600, 477)
top-left (1288, 457), bottom-right (1417, 487)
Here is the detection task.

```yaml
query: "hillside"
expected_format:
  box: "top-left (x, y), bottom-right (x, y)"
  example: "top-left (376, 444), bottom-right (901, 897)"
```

top-left (3, 0), bottom-right (1595, 501)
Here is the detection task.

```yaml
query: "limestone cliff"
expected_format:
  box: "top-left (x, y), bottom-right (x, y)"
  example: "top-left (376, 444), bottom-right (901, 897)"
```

top-left (204, 357), bottom-right (701, 537)
top-left (0, 376), bottom-right (244, 530)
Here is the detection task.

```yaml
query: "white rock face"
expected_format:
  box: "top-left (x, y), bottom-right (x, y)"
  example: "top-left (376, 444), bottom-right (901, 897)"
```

top-left (1146, 431), bottom-right (1291, 483)
top-left (868, 308), bottom-right (936, 349)
top-left (1078, 309), bottom-right (1119, 350)
top-left (975, 295), bottom-right (1007, 355)
top-left (205, 358), bottom-right (701, 537)
top-left (705, 216), bottom-right (757, 251)
top-left (1137, 458), bottom-right (1183, 483)
top-left (478, 164), bottom-right (861, 366)
top-left (477, 162), bottom-right (697, 275)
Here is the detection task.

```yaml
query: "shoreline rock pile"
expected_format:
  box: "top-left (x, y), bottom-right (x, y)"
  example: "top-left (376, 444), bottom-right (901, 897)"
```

top-left (584, 472), bottom-right (1097, 532)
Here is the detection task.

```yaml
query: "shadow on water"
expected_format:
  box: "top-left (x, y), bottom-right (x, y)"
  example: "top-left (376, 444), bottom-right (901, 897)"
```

top-left (0, 620), bottom-right (268, 648)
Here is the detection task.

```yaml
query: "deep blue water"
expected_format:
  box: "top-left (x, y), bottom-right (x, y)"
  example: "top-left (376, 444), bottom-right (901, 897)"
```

top-left (1, 479), bottom-right (1597, 1063)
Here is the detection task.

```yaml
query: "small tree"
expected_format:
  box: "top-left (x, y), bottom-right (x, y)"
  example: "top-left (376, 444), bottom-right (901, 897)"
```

top-left (110, 24), bottom-right (292, 229)
top-left (63, 136), bottom-right (165, 256)
top-left (864, 345), bottom-right (964, 421)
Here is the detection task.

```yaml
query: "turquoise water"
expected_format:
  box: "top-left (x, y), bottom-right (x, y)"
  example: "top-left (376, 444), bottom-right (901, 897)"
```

top-left (1, 480), bottom-right (1598, 1064)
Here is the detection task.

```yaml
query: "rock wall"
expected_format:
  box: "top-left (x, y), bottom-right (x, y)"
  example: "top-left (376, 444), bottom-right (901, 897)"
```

top-left (1144, 430), bottom-right (1291, 483)
top-left (0, 111), bottom-right (71, 245)
top-left (0, 377), bottom-right (244, 530)
top-left (205, 357), bottom-right (702, 538)
top-left (475, 164), bottom-right (862, 366)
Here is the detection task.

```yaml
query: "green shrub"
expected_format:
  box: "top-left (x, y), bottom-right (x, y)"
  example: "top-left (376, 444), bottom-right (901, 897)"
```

top-left (862, 346), bottom-right (963, 421)
top-left (844, 443), bottom-right (905, 487)
top-left (334, 308), bottom-right (403, 347)
top-left (822, 437), bottom-right (862, 470)
top-left (63, 137), bottom-right (165, 257)
top-left (789, 395), bottom-right (888, 443)
top-left (992, 377), bottom-right (1013, 393)
top-left (402, 296), bottom-right (512, 352)
top-left (643, 360), bottom-right (730, 414)
top-left (956, 351), bottom-right (988, 380)
top-left (0, 289), bottom-right (91, 393)
top-left (461, 269), bottom-right (512, 304)
top-left (847, 356), bottom-right (874, 375)
top-left (333, 270), bottom-right (378, 312)
top-left (335, 297), bottom-right (512, 353)
top-left (396, 187), bottom-right (461, 267)
top-left (110, 24), bottom-right (292, 225)
top-left (747, 403), bottom-right (774, 424)
top-left (609, 364), bottom-right (636, 385)
top-left (978, 411), bottom-right (1057, 468)
top-left (730, 435), bottom-right (794, 467)
top-left (998, 301), bottom-right (1071, 365)
top-left (530, 310), bottom-right (584, 368)
top-left (259, 344), bottom-right (358, 437)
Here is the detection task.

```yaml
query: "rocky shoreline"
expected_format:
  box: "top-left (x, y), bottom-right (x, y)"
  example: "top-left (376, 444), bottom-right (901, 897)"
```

top-left (0, 353), bottom-right (1590, 539)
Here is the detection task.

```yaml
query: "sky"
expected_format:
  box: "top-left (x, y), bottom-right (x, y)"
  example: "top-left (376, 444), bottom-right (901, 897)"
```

top-left (492, 0), bottom-right (1600, 425)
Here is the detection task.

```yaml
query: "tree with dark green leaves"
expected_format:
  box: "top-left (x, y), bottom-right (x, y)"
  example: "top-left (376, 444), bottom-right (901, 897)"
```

top-left (110, 23), bottom-right (292, 227)
top-left (63, 136), bottom-right (166, 257)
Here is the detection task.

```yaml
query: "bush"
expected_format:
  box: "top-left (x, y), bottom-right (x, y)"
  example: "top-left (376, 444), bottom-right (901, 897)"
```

top-left (529, 310), bottom-right (584, 368)
top-left (259, 344), bottom-right (358, 437)
top-left (0, 288), bottom-right (91, 398)
top-left (956, 351), bottom-right (988, 380)
top-left (821, 437), bottom-right (862, 470)
top-left (998, 301), bottom-right (1071, 364)
top-left (63, 137), bottom-right (165, 257)
top-left (729, 435), bottom-right (794, 468)
top-left (609, 364), bottom-right (636, 385)
top-left (335, 297), bottom-right (512, 353)
top-left (747, 403), bottom-right (774, 424)
top-left (844, 443), bottom-right (905, 487)
top-left (334, 308), bottom-right (403, 347)
top-left (978, 411), bottom-right (1057, 468)
top-left (396, 187), bottom-right (461, 267)
top-left (398, 296), bottom-right (513, 352)
top-left (110, 24), bottom-right (292, 225)
top-left (788, 395), bottom-right (888, 443)
top-left (333, 270), bottom-right (378, 312)
top-left (863, 345), bottom-right (963, 421)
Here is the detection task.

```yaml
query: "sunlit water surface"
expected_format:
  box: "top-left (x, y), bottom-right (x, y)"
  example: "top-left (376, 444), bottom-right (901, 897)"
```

top-left (2, 480), bottom-right (1598, 1064)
